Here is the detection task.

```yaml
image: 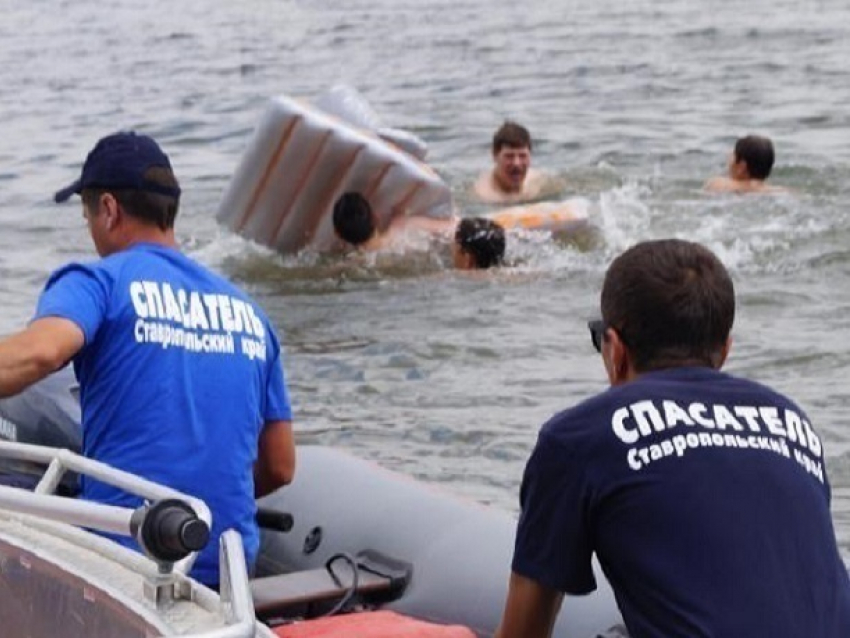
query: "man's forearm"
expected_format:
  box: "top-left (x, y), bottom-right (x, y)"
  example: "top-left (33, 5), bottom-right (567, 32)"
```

top-left (496, 572), bottom-right (564, 638)
top-left (0, 319), bottom-right (84, 398)
top-left (0, 335), bottom-right (59, 397)
top-left (254, 419), bottom-right (296, 497)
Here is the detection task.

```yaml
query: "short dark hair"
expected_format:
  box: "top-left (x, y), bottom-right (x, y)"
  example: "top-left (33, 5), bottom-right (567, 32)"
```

top-left (81, 166), bottom-right (180, 231)
top-left (455, 217), bottom-right (506, 269)
top-left (734, 135), bottom-right (775, 180)
top-left (333, 192), bottom-right (377, 246)
top-left (600, 239), bottom-right (735, 372)
top-left (492, 121), bottom-right (532, 155)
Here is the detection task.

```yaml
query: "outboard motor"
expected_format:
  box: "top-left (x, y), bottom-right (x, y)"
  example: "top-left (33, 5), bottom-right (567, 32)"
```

top-left (0, 366), bottom-right (81, 493)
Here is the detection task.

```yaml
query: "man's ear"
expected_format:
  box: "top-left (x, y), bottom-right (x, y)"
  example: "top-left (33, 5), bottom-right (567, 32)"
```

top-left (100, 193), bottom-right (121, 231)
top-left (714, 336), bottom-right (732, 369)
top-left (455, 248), bottom-right (475, 270)
top-left (731, 159), bottom-right (750, 180)
top-left (604, 328), bottom-right (632, 385)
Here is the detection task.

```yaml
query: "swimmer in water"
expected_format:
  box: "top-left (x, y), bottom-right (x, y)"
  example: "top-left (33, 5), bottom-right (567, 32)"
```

top-left (473, 121), bottom-right (560, 204)
top-left (332, 192), bottom-right (505, 269)
top-left (704, 135), bottom-right (787, 194)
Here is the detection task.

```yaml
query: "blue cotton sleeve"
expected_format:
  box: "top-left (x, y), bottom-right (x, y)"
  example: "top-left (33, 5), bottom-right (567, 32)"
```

top-left (511, 428), bottom-right (597, 595)
top-left (263, 325), bottom-right (293, 423)
top-left (33, 263), bottom-right (110, 345)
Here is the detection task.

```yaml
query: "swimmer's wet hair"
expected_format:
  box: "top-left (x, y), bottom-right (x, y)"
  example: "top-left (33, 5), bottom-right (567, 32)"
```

top-left (455, 217), bottom-right (506, 269)
top-left (734, 135), bottom-right (775, 180)
top-left (493, 121), bottom-right (532, 154)
top-left (333, 192), bottom-right (377, 246)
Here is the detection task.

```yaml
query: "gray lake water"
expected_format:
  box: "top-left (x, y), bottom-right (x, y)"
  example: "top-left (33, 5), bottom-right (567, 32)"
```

top-left (2, 0), bottom-right (850, 555)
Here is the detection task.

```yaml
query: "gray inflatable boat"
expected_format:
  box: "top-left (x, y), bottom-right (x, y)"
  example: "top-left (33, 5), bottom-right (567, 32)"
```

top-left (0, 369), bottom-right (625, 637)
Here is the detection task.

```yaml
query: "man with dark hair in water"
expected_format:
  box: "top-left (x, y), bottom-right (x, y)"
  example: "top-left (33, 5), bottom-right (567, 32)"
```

top-left (332, 192), bottom-right (378, 248)
top-left (473, 121), bottom-right (558, 204)
top-left (496, 238), bottom-right (850, 637)
top-left (453, 217), bottom-right (505, 269)
top-left (705, 134), bottom-right (785, 193)
top-left (332, 192), bottom-right (505, 269)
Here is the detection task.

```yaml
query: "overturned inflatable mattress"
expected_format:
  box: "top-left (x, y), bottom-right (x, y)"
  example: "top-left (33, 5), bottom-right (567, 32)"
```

top-left (216, 87), bottom-right (453, 255)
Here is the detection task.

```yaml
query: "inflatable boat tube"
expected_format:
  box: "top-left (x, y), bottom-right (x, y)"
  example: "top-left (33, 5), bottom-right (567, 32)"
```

top-left (216, 92), bottom-right (453, 255)
top-left (485, 198), bottom-right (591, 235)
top-left (0, 371), bottom-right (624, 637)
top-left (0, 371), bottom-right (80, 492)
top-left (258, 446), bottom-right (622, 638)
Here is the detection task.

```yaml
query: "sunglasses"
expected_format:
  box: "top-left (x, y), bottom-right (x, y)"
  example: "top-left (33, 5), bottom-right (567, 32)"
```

top-left (587, 319), bottom-right (606, 353)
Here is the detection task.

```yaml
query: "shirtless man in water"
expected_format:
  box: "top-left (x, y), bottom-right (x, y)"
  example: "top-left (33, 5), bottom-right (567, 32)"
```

top-left (473, 121), bottom-right (558, 204)
top-left (705, 135), bottom-right (786, 194)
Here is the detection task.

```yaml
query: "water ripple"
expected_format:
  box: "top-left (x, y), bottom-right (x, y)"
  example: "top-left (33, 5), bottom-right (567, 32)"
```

top-left (2, 0), bottom-right (850, 552)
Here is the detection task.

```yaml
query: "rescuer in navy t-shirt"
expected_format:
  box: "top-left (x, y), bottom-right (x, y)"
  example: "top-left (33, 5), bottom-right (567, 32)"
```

top-left (0, 132), bottom-right (296, 588)
top-left (496, 239), bottom-right (850, 638)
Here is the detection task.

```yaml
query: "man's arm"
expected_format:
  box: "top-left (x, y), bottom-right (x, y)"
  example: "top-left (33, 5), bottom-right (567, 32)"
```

top-left (495, 571), bottom-right (564, 638)
top-left (254, 419), bottom-right (296, 497)
top-left (389, 214), bottom-right (457, 236)
top-left (0, 317), bottom-right (84, 398)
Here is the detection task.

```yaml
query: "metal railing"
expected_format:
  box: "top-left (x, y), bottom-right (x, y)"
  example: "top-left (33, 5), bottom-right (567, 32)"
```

top-left (0, 440), bottom-right (266, 638)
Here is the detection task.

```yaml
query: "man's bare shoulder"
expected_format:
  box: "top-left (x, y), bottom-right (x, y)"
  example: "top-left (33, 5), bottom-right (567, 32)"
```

top-left (704, 176), bottom-right (788, 194)
top-left (704, 176), bottom-right (741, 193)
top-left (472, 172), bottom-right (505, 203)
top-left (525, 169), bottom-right (565, 199)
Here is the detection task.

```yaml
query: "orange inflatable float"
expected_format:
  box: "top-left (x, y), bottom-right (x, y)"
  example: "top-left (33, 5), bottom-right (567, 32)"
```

top-left (486, 198), bottom-right (590, 235)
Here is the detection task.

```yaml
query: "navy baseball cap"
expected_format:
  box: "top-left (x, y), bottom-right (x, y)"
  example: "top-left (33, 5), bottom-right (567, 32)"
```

top-left (54, 131), bottom-right (181, 203)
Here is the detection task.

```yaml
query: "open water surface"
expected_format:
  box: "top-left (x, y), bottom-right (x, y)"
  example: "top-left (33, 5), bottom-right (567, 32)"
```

top-left (2, 0), bottom-right (850, 554)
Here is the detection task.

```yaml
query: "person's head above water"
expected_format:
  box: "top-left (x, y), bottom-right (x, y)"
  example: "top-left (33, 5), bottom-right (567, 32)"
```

top-left (491, 121), bottom-right (533, 195)
top-left (730, 135), bottom-right (775, 181)
top-left (453, 217), bottom-right (506, 270)
top-left (705, 134), bottom-right (783, 194)
top-left (333, 192), bottom-right (505, 270)
top-left (332, 192), bottom-right (377, 246)
top-left (492, 121), bottom-right (532, 155)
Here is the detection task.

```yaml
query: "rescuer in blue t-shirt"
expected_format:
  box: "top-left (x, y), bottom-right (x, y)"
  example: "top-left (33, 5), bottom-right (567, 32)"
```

top-left (496, 239), bottom-right (850, 638)
top-left (0, 131), bottom-right (296, 588)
